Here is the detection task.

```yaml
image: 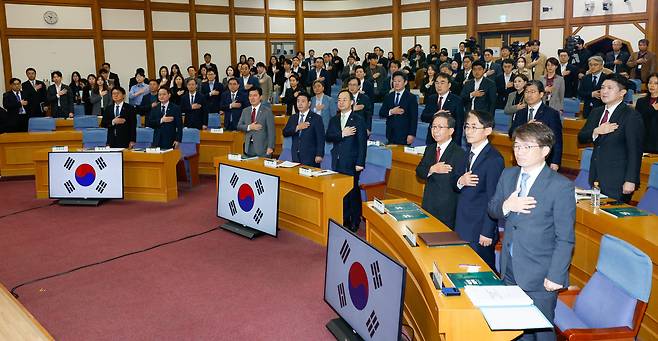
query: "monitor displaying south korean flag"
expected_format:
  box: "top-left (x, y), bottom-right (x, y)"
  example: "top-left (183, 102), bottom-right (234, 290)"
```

top-left (217, 163), bottom-right (279, 237)
top-left (48, 151), bottom-right (123, 199)
top-left (324, 220), bottom-right (406, 341)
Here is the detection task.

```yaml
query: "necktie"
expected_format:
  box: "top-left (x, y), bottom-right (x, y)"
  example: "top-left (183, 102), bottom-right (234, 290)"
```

top-left (299, 113), bottom-right (305, 136)
top-left (528, 108), bottom-right (535, 121)
top-left (191, 94), bottom-right (195, 106)
top-left (486, 63), bottom-right (490, 71)
top-left (251, 107), bottom-right (256, 123)
top-left (519, 172), bottom-right (530, 197)
top-left (592, 75), bottom-right (598, 87)
top-left (231, 93), bottom-right (236, 102)
top-left (16, 92), bottom-right (25, 114)
top-left (161, 105), bottom-right (166, 117)
top-left (115, 105), bottom-right (120, 118)
top-left (438, 96), bottom-right (444, 110)
top-left (395, 92), bottom-right (400, 106)
top-left (600, 109), bottom-right (610, 125)
top-left (466, 151), bottom-right (475, 172)
top-left (435, 146), bottom-right (441, 163)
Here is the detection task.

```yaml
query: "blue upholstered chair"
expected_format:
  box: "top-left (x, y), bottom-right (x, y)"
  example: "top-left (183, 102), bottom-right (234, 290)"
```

top-left (27, 117), bottom-right (56, 132)
top-left (73, 115), bottom-right (99, 130)
top-left (563, 98), bottom-right (581, 118)
top-left (554, 234), bottom-right (652, 340)
top-left (574, 148), bottom-right (592, 189)
top-left (73, 104), bottom-right (86, 117)
top-left (278, 136), bottom-right (292, 162)
top-left (624, 89), bottom-right (635, 105)
top-left (176, 128), bottom-right (200, 186)
top-left (320, 142), bottom-right (333, 170)
top-left (136, 114), bottom-right (143, 128)
top-left (134, 127), bottom-right (154, 149)
top-left (494, 109), bottom-right (510, 133)
top-left (411, 122), bottom-right (429, 147)
top-left (373, 102), bottom-right (382, 117)
top-left (370, 119), bottom-right (387, 144)
top-left (360, 146), bottom-right (393, 201)
top-left (208, 113), bottom-right (221, 129)
top-left (82, 128), bottom-right (107, 148)
top-left (630, 79), bottom-right (642, 94)
top-left (637, 163), bottom-right (658, 215)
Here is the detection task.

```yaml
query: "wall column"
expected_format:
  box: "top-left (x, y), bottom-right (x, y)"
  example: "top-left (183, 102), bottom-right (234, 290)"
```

top-left (430, 0), bottom-right (439, 47)
top-left (144, 0), bottom-right (156, 79)
top-left (0, 0), bottom-right (11, 84)
top-left (295, 0), bottom-right (304, 53)
top-left (467, 0), bottom-right (476, 39)
top-left (392, 0), bottom-right (401, 58)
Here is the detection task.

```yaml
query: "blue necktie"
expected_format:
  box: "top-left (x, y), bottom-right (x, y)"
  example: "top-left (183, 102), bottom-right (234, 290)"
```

top-left (510, 173), bottom-right (530, 257)
top-left (394, 92), bottom-right (400, 106)
top-left (115, 105), bottom-right (120, 118)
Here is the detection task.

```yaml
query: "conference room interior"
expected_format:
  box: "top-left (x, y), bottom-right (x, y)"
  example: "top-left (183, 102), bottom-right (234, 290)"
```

top-left (1, 0), bottom-right (658, 340)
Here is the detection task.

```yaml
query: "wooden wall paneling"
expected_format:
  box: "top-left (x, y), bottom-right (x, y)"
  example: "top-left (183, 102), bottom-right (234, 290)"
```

top-left (189, 0), bottom-right (198, 68)
top-left (264, 0), bottom-right (270, 61)
top-left (531, 0), bottom-right (539, 39)
top-left (144, 0), bottom-right (156, 79)
top-left (229, 0), bottom-right (237, 65)
top-left (303, 6), bottom-right (391, 18)
top-left (102, 30), bottom-right (148, 39)
top-left (5, 0), bottom-right (92, 5)
top-left (393, 0), bottom-right (402, 59)
top-left (4, 28), bottom-right (94, 38)
top-left (563, 0), bottom-right (573, 40)
top-left (98, 0), bottom-right (144, 10)
top-left (0, 0), bottom-right (12, 83)
top-left (646, 0), bottom-right (657, 50)
top-left (466, 0), bottom-right (476, 38)
top-left (294, 0), bottom-right (304, 53)
top-left (149, 2), bottom-right (188, 12)
top-left (400, 2), bottom-right (429, 12)
top-left (430, 0), bottom-right (439, 47)
top-left (304, 30), bottom-right (393, 41)
top-left (91, 0), bottom-right (104, 71)
top-left (194, 5), bottom-right (229, 15)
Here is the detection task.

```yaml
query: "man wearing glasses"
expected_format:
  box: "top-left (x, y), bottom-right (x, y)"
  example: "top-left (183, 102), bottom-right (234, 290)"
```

top-left (489, 122), bottom-right (575, 341)
top-left (454, 110), bottom-right (505, 271)
top-left (415, 112), bottom-right (464, 228)
top-left (420, 73), bottom-right (464, 145)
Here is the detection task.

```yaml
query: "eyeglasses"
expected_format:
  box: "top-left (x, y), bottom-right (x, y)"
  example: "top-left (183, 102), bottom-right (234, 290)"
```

top-left (431, 125), bottom-right (450, 130)
top-left (513, 145), bottom-right (542, 151)
top-left (463, 124), bottom-right (486, 131)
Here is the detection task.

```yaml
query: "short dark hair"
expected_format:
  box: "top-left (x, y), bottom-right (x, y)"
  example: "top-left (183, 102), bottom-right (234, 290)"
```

top-left (512, 122), bottom-right (555, 151)
top-left (312, 80), bottom-right (325, 89)
top-left (462, 56), bottom-right (473, 63)
top-left (604, 73), bottom-right (629, 91)
top-left (247, 57), bottom-right (255, 62)
top-left (502, 58), bottom-right (515, 66)
top-left (9, 77), bottom-right (21, 85)
top-left (102, 62), bottom-right (111, 68)
top-left (297, 92), bottom-right (311, 102)
top-left (431, 44), bottom-right (438, 49)
top-left (354, 65), bottom-right (365, 73)
top-left (531, 39), bottom-right (541, 46)
top-left (248, 87), bottom-right (262, 96)
top-left (227, 77), bottom-right (239, 85)
top-left (204, 53), bottom-right (211, 58)
top-left (433, 112), bottom-right (456, 129)
top-left (368, 53), bottom-right (379, 61)
top-left (186, 78), bottom-right (197, 85)
top-left (346, 76), bottom-right (361, 86)
top-left (545, 57), bottom-right (559, 68)
top-left (51, 71), bottom-right (62, 78)
top-left (647, 72), bottom-right (658, 85)
top-left (483, 48), bottom-right (494, 55)
top-left (501, 46), bottom-right (511, 52)
top-left (557, 49), bottom-right (568, 56)
top-left (283, 59), bottom-right (292, 66)
top-left (26, 67), bottom-right (36, 74)
top-left (158, 86), bottom-right (171, 94)
top-left (112, 86), bottom-right (126, 95)
top-left (639, 38), bottom-right (649, 45)
top-left (439, 51), bottom-right (448, 57)
top-left (315, 57), bottom-right (324, 63)
top-left (149, 79), bottom-right (159, 85)
top-left (187, 66), bottom-right (196, 71)
top-left (467, 110), bottom-right (494, 129)
top-left (98, 69), bottom-right (109, 75)
top-left (256, 62), bottom-right (266, 68)
top-left (471, 60), bottom-right (485, 69)
top-left (135, 69), bottom-right (145, 77)
top-left (392, 71), bottom-right (407, 81)
top-left (206, 68), bottom-right (215, 75)
top-left (436, 72), bottom-right (452, 82)
top-left (525, 80), bottom-right (545, 93)
top-left (389, 60), bottom-right (401, 68)
top-left (288, 74), bottom-right (300, 82)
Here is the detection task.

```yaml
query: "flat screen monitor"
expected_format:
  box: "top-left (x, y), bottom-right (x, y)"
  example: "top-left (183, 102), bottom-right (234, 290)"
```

top-left (324, 219), bottom-right (406, 341)
top-left (216, 163), bottom-right (280, 237)
top-left (48, 151), bottom-right (124, 200)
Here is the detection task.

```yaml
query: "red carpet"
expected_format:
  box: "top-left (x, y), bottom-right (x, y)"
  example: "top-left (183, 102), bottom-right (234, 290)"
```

top-left (0, 177), bottom-right (336, 340)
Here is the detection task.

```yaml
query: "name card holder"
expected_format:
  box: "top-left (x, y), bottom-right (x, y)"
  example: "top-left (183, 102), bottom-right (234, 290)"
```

top-left (210, 128), bottom-right (223, 134)
top-left (228, 153), bottom-right (242, 161)
top-left (145, 147), bottom-right (160, 153)
top-left (373, 198), bottom-right (386, 214)
top-left (299, 167), bottom-right (313, 177)
top-left (402, 224), bottom-right (417, 247)
top-left (264, 159), bottom-right (278, 168)
top-left (52, 146), bottom-right (68, 152)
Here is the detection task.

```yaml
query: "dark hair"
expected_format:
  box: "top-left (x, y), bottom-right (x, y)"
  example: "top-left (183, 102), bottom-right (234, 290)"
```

top-left (312, 80), bottom-right (325, 89)
top-left (315, 57), bottom-right (324, 63)
top-left (502, 58), bottom-right (515, 66)
top-left (204, 53), bottom-right (211, 58)
top-left (530, 39), bottom-right (541, 46)
top-left (501, 46), bottom-right (511, 52)
top-left (225, 65), bottom-right (235, 76)
top-left (346, 76), bottom-right (361, 86)
top-left (433, 112), bottom-right (456, 129)
top-left (512, 122), bottom-right (555, 151)
top-left (439, 51), bottom-right (448, 57)
top-left (158, 86), bottom-right (171, 94)
top-left (436, 72), bottom-right (452, 82)
top-left (26, 67), bottom-right (36, 74)
top-left (467, 110), bottom-right (494, 129)
top-left (431, 44), bottom-right (438, 49)
top-left (256, 62), bottom-right (266, 68)
top-left (647, 72), bottom-right (658, 85)
top-left (135, 69), bottom-right (146, 77)
top-left (172, 74), bottom-right (185, 86)
top-left (525, 80), bottom-right (545, 93)
top-left (102, 62), bottom-right (111, 68)
top-left (149, 79), bottom-right (159, 85)
top-left (557, 49), bottom-right (568, 56)
top-left (112, 86), bottom-right (126, 95)
top-left (389, 60), bottom-right (401, 69)
top-left (248, 87), bottom-right (262, 96)
top-left (368, 53), bottom-right (379, 61)
top-left (471, 60), bottom-right (485, 69)
top-left (227, 77), bottom-right (239, 85)
top-left (392, 71), bottom-right (407, 81)
top-left (513, 73), bottom-right (529, 83)
top-left (186, 78), bottom-right (198, 86)
top-left (206, 68), bottom-right (216, 75)
top-left (51, 71), bottom-right (62, 79)
top-left (9, 77), bottom-right (21, 85)
top-left (545, 57), bottom-right (559, 69)
top-left (187, 65), bottom-right (196, 72)
top-left (288, 74), bottom-right (300, 83)
top-left (297, 92), bottom-right (312, 102)
top-left (483, 48), bottom-right (494, 55)
top-left (283, 59), bottom-right (292, 66)
top-left (604, 73), bottom-right (629, 90)
top-left (338, 89), bottom-right (354, 102)
top-left (308, 49), bottom-right (315, 53)
top-left (639, 38), bottom-right (649, 45)
top-left (462, 56), bottom-right (473, 63)
top-left (354, 65), bottom-right (365, 73)
top-left (332, 48), bottom-right (338, 52)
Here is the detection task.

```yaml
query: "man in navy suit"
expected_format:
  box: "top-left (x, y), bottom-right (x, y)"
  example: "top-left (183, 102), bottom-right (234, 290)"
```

top-left (140, 79), bottom-right (161, 121)
top-left (326, 90), bottom-right (368, 231)
top-left (307, 57), bottom-right (331, 96)
top-left (495, 59), bottom-right (516, 109)
top-left (578, 56), bottom-right (605, 118)
top-left (604, 39), bottom-right (630, 75)
top-left (509, 80), bottom-right (563, 170)
top-left (101, 87), bottom-right (136, 148)
top-left (379, 71), bottom-right (419, 145)
top-left (460, 60), bottom-right (497, 117)
top-left (355, 66), bottom-right (376, 101)
top-left (2, 78), bottom-right (29, 132)
top-left (558, 49), bottom-right (579, 99)
top-left (46, 71), bottom-right (74, 118)
top-left (282, 93), bottom-right (325, 167)
top-left (482, 49), bottom-right (503, 78)
top-left (200, 68), bottom-right (223, 114)
top-left (149, 87), bottom-right (183, 149)
top-left (220, 78), bottom-right (248, 131)
top-left (421, 72), bottom-right (464, 145)
top-left (22, 68), bottom-right (48, 119)
top-left (347, 76), bottom-right (373, 133)
top-left (489, 122), bottom-right (575, 341)
top-left (454, 110), bottom-right (505, 271)
top-left (181, 79), bottom-right (208, 130)
top-left (238, 64), bottom-right (259, 92)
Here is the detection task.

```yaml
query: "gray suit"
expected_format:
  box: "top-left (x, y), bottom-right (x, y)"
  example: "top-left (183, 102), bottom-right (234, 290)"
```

top-left (540, 74), bottom-right (565, 112)
top-left (89, 92), bottom-right (111, 116)
top-left (488, 165), bottom-right (575, 341)
top-left (237, 104), bottom-right (275, 157)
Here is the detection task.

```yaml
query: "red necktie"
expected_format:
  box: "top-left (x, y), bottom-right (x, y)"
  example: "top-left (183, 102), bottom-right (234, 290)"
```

top-left (436, 146), bottom-right (441, 163)
top-left (600, 109), bottom-right (610, 125)
top-left (251, 108), bottom-right (256, 123)
top-left (438, 96), bottom-right (444, 110)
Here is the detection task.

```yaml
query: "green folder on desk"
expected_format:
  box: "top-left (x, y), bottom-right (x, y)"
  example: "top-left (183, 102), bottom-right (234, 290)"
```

top-left (388, 210), bottom-right (428, 222)
top-left (601, 207), bottom-right (649, 218)
top-left (385, 202), bottom-right (420, 212)
top-left (446, 271), bottom-right (503, 288)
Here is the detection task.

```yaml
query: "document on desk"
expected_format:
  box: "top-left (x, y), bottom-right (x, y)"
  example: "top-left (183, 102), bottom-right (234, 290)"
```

top-left (465, 285), bottom-right (552, 330)
top-left (311, 169), bottom-right (337, 177)
top-left (277, 161), bottom-right (300, 168)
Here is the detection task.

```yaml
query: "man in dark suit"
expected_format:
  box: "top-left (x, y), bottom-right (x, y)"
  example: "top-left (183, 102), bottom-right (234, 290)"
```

top-left (453, 55), bottom-right (474, 87)
top-left (238, 63), bottom-right (259, 92)
top-left (453, 41), bottom-right (467, 69)
top-left (489, 122), bottom-right (575, 341)
top-left (282, 93), bottom-right (325, 167)
top-left (604, 39), bottom-right (630, 75)
top-left (220, 78), bottom-right (248, 131)
top-left (46, 71), bottom-right (74, 118)
top-left (578, 74), bottom-right (644, 202)
top-left (2, 78), bottom-right (29, 132)
top-left (483, 49), bottom-right (502, 78)
top-left (578, 56), bottom-right (605, 118)
top-left (331, 48), bottom-right (344, 78)
top-left (237, 87), bottom-right (275, 157)
top-left (140, 79), bottom-right (160, 122)
top-left (326, 90), bottom-right (368, 231)
top-left (201, 53), bottom-right (218, 74)
top-left (149, 87), bottom-right (182, 149)
top-left (346, 76), bottom-right (373, 133)
top-left (421, 72), bottom-right (464, 145)
top-left (509, 81), bottom-right (563, 170)
top-left (307, 57), bottom-right (331, 96)
top-left (558, 49), bottom-right (579, 98)
top-left (460, 60), bottom-right (497, 117)
top-left (454, 110), bottom-right (505, 271)
top-left (416, 112), bottom-right (465, 228)
top-left (495, 59), bottom-right (516, 109)
top-left (181, 79), bottom-right (208, 130)
top-left (365, 53), bottom-right (387, 101)
top-left (102, 62), bottom-right (121, 88)
top-left (200, 68), bottom-right (223, 114)
top-left (22, 68), bottom-right (47, 119)
top-left (379, 71), bottom-right (419, 145)
top-left (291, 57), bottom-right (308, 89)
top-left (101, 87), bottom-right (136, 148)
top-left (303, 49), bottom-right (315, 70)
top-left (354, 66), bottom-right (376, 101)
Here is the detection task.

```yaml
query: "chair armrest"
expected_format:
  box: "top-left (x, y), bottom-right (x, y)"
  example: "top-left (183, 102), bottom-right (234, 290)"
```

top-left (557, 289), bottom-right (581, 309)
top-left (360, 180), bottom-right (386, 189)
top-left (562, 326), bottom-right (636, 340)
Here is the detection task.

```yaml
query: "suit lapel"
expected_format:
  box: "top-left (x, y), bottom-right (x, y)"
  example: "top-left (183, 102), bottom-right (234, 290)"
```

top-left (526, 165), bottom-right (551, 198)
top-left (534, 104), bottom-right (546, 121)
top-left (470, 143), bottom-right (491, 171)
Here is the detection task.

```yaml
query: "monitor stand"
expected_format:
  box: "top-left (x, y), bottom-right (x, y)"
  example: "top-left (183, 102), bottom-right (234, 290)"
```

top-left (326, 317), bottom-right (364, 341)
top-left (220, 221), bottom-right (262, 239)
top-left (57, 199), bottom-right (104, 206)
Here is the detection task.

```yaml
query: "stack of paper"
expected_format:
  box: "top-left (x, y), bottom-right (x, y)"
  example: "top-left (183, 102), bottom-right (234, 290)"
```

top-left (464, 286), bottom-right (553, 330)
top-left (384, 202), bottom-right (428, 221)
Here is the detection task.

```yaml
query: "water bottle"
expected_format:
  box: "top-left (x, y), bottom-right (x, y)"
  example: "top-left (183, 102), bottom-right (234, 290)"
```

top-left (591, 181), bottom-right (601, 208)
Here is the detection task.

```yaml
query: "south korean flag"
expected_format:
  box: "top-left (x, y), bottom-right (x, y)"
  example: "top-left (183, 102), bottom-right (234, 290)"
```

top-left (48, 151), bottom-right (123, 199)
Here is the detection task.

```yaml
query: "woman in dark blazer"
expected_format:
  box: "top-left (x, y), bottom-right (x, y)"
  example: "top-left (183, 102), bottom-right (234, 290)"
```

top-left (69, 71), bottom-right (86, 105)
top-left (282, 74), bottom-right (306, 115)
top-left (170, 74), bottom-right (186, 106)
top-left (504, 73), bottom-right (529, 116)
top-left (82, 74), bottom-right (97, 115)
top-left (420, 64), bottom-right (438, 98)
top-left (637, 72), bottom-right (658, 153)
top-left (90, 75), bottom-right (111, 116)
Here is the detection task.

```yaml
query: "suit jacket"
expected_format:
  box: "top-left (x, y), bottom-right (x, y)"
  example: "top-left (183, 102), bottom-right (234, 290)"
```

top-left (483, 61), bottom-right (503, 78)
top-left (46, 84), bottom-right (74, 118)
top-left (578, 103), bottom-right (644, 200)
top-left (558, 63), bottom-right (579, 98)
top-left (454, 143), bottom-right (505, 243)
top-left (540, 74), bottom-right (565, 112)
top-left (21, 80), bottom-right (47, 117)
top-left (488, 165), bottom-right (575, 291)
top-left (360, 79), bottom-right (376, 102)
top-left (495, 73), bottom-right (515, 109)
top-left (149, 102), bottom-right (183, 149)
top-left (604, 50), bottom-right (630, 74)
top-left (200, 80), bottom-right (224, 113)
top-left (238, 75), bottom-right (259, 91)
top-left (2, 91), bottom-right (28, 132)
top-left (311, 94), bottom-right (337, 132)
top-left (379, 90), bottom-right (419, 145)
top-left (325, 112), bottom-right (367, 176)
top-left (109, 72), bottom-right (121, 88)
top-left (420, 92), bottom-right (464, 145)
top-left (365, 65), bottom-right (387, 99)
top-left (636, 96), bottom-right (658, 153)
top-left (181, 92), bottom-right (208, 129)
top-left (202, 62), bottom-right (218, 73)
top-left (102, 103), bottom-right (137, 148)
top-left (509, 103), bottom-right (563, 166)
top-left (282, 86), bottom-right (307, 115)
top-left (578, 73), bottom-right (604, 118)
top-left (306, 68), bottom-right (331, 96)
top-left (237, 105), bottom-right (275, 157)
top-left (523, 52), bottom-right (547, 80)
top-left (220, 90), bottom-right (249, 131)
top-left (256, 73), bottom-right (274, 101)
top-left (282, 111), bottom-right (325, 167)
top-left (415, 140), bottom-right (465, 228)
top-left (291, 67), bottom-right (308, 88)
top-left (89, 91), bottom-right (111, 116)
top-left (139, 93), bottom-right (159, 119)
top-left (460, 77), bottom-right (497, 116)
top-left (627, 51), bottom-right (657, 82)
top-left (352, 92), bottom-right (373, 132)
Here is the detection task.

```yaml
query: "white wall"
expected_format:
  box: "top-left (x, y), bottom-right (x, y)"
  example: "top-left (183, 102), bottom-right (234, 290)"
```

top-left (9, 39), bottom-right (96, 84)
top-left (573, 25), bottom-right (606, 45)
top-left (269, 17), bottom-right (295, 34)
top-left (303, 0), bottom-right (391, 11)
top-left (440, 7), bottom-right (466, 27)
top-left (154, 40), bottom-right (192, 71)
top-left (402, 36), bottom-right (430, 52)
top-left (235, 15), bottom-right (265, 33)
top-left (402, 10), bottom-right (430, 30)
top-left (539, 28), bottom-right (564, 58)
top-left (440, 33), bottom-right (467, 55)
top-left (539, 0), bottom-right (565, 20)
top-left (101, 9), bottom-right (145, 31)
top-left (152, 11), bottom-right (190, 32)
top-left (478, 2), bottom-right (533, 24)
top-left (5, 4), bottom-right (92, 29)
top-left (236, 41), bottom-right (266, 63)
top-left (304, 14), bottom-right (392, 34)
top-left (609, 24), bottom-right (645, 50)
top-left (0, 46), bottom-right (5, 91)
top-left (269, 0), bottom-right (295, 10)
top-left (234, 0), bottom-right (264, 8)
top-left (197, 40), bottom-right (232, 76)
top-left (104, 40), bottom-right (148, 87)
top-left (573, 0), bottom-right (646, 17)
top-left (196, 13), bottom-right (230, 32)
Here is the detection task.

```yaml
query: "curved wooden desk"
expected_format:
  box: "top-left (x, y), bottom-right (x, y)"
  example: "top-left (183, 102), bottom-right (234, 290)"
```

top-left (199, 130), bottom-right (244, 175)
top-left (0, 283), bottom-right (53, 340)
top-left (0, 131), bottom-right (83, 176)
top-left (363, 199), bottom-right (521, 341)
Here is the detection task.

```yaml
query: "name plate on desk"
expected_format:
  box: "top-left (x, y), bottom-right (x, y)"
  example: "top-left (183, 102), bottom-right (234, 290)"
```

top-left (367, 140), bottom-right (384, 147)
top-left (210, 128), bottom-right (224, 134)
top-left (94, 146), bottom-right (110, 151)
top-left (228, 153), bottom-right (242, 161)
top-left (432, 261), bottom-right (444, 289)
top-left (373, 198), bottom-right (386, 214)
top-left (145, 147), bottom-right (161, 153)
top-left (52, 146), bottom-right (68, 152)
top-left (402, 224), bottom-right (417, 247)
top-left (264, 159), bottom-right (278, 168)
top-left (404, 146), bottom-right (416, 154)
top-left (299, 167), bottom-right (313, 177)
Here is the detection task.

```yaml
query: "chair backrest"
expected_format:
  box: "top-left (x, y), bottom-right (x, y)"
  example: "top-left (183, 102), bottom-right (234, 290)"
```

top-left (279, 136), bottom-right (292, 161)
top-left (494, 109), bottom-right (509, 133)
top-left (637, 162), bottom-right (658, 214)
top-left (27, 117), bottom-right (56, 132)
top-left (563, 98), bottom-right (581, 117)
top-left (320, 142), bottom-right (333, 169)
top-left (624, 89), bottom-right (634, 104)
top-left (135, 127), bottom-right (154, 149)
top-left (74, 115), bottom-right (99, 130)
top-left (360, 146), bottom-right (393, 185)
top-left (411, 122), bottom-right (428, 147)
top-left (73, 104), bottom-right (86, 117)
top-left (373, 102), bottom-right (382, 117)
top-left (630, 79), bottom-right (642, 93)
top-left (573, 234), bottom-right (652, 328)
top-left (574, 147), bottom-right (592, 189)
top-left (82, 128), bottom-right (107, 148)
top-left (370, 120), bottom-right (387, 144)
top-left (136, 114), bottom-right (143, 128)
top-left (208, 113), bottom-right (221, 129)
top-left (180, 128), bottom-right (200, 157)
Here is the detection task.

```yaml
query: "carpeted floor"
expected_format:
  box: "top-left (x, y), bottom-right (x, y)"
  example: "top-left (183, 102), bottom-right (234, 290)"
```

top-left (0, 177), bottom-right (336, 340)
